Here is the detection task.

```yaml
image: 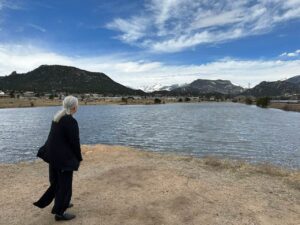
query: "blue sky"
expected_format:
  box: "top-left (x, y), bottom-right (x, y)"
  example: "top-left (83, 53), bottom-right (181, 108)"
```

top-left (0, 0), bottom-right (300, 89)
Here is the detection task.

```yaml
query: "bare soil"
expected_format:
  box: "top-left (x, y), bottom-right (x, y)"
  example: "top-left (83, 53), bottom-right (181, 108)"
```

top-left (0, 144), bottom-right (299, 225)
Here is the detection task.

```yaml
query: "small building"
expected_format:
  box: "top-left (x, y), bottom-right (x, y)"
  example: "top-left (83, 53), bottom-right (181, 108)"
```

top-left (23, 91), bottom-right (35, 98)
top-left (0, 91), bottom-right (9, 98)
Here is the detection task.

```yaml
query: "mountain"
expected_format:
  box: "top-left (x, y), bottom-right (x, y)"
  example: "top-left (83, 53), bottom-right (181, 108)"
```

top-left (138, 83), bottom-right (166, 93)
top-left (139, 83), bottom-right (187, 93)
top-left (286, 75), bottom-right (300, 84)
top-left (243, 75), bottom-right (300, 97)
top-left (169, 79), bottom-right (244, 95)
top-left (0, 65), bottom-right (145, 95)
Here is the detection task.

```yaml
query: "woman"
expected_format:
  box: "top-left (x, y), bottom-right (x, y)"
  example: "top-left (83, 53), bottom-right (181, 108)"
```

top-left (33, 95), bottom-right (82, 221)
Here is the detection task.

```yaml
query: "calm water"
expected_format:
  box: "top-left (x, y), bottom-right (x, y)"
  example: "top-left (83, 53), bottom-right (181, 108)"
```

top-left (0, 103), bottom-right (299, 169)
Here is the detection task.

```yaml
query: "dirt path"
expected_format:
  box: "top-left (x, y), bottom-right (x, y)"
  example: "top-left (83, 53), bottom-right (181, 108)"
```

top-left (0, 144), bottom-right (299, 225)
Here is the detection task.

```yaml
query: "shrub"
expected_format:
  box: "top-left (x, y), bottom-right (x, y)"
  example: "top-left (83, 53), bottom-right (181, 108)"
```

top-left (154, 98), bottom-right (161, 104)
top-left (9, 90), bottom-right (15, 98)
top-left (245, 97), bottom-right (253, 105)
top-left (256, 97), bottom-right (270, 108)
top-left (121, 97), bottom-right (128, 104)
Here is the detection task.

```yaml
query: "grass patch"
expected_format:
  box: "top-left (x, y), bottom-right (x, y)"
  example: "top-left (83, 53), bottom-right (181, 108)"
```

top-left (251, 163), bottom-right (289, 177)
top-left (202, 156), bottom-right (245, 171)
top-left (201, 155), bottom-right (300, 190)
top-left (285, 172), bottom-right (300, 190)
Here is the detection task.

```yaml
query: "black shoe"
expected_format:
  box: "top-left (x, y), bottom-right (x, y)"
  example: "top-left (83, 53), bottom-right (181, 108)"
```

top-left (33, 202), bottom-right (43, 208)
top-left (55, 213), bottom-right (76, 221)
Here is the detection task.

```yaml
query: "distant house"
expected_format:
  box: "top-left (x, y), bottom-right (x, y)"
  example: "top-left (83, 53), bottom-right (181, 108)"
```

top-left (0, 91), bottom-right (9, 98)
top-left (23, 91), bottom-right (35, 97)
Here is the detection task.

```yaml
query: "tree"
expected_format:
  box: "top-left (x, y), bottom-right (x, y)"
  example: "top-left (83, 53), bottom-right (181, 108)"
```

top-left (121, 97), bottom-right (128, 104)
top-left (256, 97), bottom-right (270, 108)
top-left (9, 90), bottom-right (15, 98)
top-left (185, 97), bottom-right (191, 102)
top-left (154, 98), bottom-right (161, 104)
top-left (49, 94), bottom-right (54, 100)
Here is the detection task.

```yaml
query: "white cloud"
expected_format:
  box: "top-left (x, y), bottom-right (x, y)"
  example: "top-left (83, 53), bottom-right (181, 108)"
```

top-left (280, 49), bottom-right (300, 57)
top-left (28, 23), bottom-right (47, 33)
top-left (106, 16), bottom-right (149, 43)
top-left (0, 44), bottom-right (300, 89)
top-left (107, 0), bottom-right (300, 52)
top-left (0, 0), bottom-right (22, 10)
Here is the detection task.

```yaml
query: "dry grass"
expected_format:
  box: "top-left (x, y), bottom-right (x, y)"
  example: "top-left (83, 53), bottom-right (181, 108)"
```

top-left (0, 98), bottom-right (61, 108)
top-left (0, 98), bottom-right (185, 109)
top-left (269, 103), bottom-right (300, 112)
top-left (200, 155), bottom-right (300, 190)
top-left (138, 150), bottom-right (300, 191)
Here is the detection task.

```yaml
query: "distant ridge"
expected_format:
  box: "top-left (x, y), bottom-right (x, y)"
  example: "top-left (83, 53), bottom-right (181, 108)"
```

top-left (1, 65), bottom-right (299, 98)
top-left (156, 76), bottom-right (300, 97)
top-left (170, 79), bottom-right (244, 95)
top-left (150, 79), bottom-right (244, 96)
top-left (243, 75), bottom-right (300, 97)
top-left (0, 65), bottom-right (145, 95)
top-left (286, 75), bottom-right (300, 84)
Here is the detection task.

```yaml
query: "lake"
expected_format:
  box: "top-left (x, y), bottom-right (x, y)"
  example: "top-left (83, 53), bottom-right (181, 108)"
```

top-left (0, 103), bottom-right (299, 169)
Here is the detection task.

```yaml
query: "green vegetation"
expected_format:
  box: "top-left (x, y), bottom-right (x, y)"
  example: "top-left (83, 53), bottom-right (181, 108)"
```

top-left (184, 97), bottom-right (191, 102)
top-left (256, 97), bottom-right (270, 108)
top-left (154, 98), bottom-right (161, 104)
top-left (121, 97), bottom-right (128, 104)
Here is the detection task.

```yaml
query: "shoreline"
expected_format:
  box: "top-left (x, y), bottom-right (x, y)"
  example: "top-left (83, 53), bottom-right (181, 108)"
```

top-left (1, 98), bottom-right (300, 113)
top-left (1, 144), bottom-right (299, 225)
top-left (0, 98), bottom-right (195, 109)
top-left (2, 146), bottom-right (299, 171)
top-left (268, 102), bottom-right (300, 112)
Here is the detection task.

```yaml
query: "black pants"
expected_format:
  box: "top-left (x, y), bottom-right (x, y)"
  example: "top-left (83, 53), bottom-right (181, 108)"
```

top-left (34, 165), bottom-right (73, 215)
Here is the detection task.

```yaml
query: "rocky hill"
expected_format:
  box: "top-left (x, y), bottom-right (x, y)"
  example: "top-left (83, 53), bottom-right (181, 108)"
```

top-left (286, 75), bottom-right (300, 84)
top-left (0, 65), bottom-right (145, 95)
top-left (243, 75), bottom-right (300, 97)
top-left (169, 79), bottom-right (244, 96)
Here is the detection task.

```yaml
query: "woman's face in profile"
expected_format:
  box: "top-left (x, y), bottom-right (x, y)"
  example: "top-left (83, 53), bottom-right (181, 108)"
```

top-left (71, 106), bottom-right (78, 115)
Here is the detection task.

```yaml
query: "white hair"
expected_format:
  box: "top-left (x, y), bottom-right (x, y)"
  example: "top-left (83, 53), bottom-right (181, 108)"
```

top-left (53, 95), bottom-right (79, 123)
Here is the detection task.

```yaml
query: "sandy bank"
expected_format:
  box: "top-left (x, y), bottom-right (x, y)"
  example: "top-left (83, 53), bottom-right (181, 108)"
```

top-left (0, 145), bottom-right (299, 225)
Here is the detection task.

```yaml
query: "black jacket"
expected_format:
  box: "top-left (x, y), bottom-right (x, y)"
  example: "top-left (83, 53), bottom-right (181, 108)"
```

top-left (37, 114), bottom-right (82, 171)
